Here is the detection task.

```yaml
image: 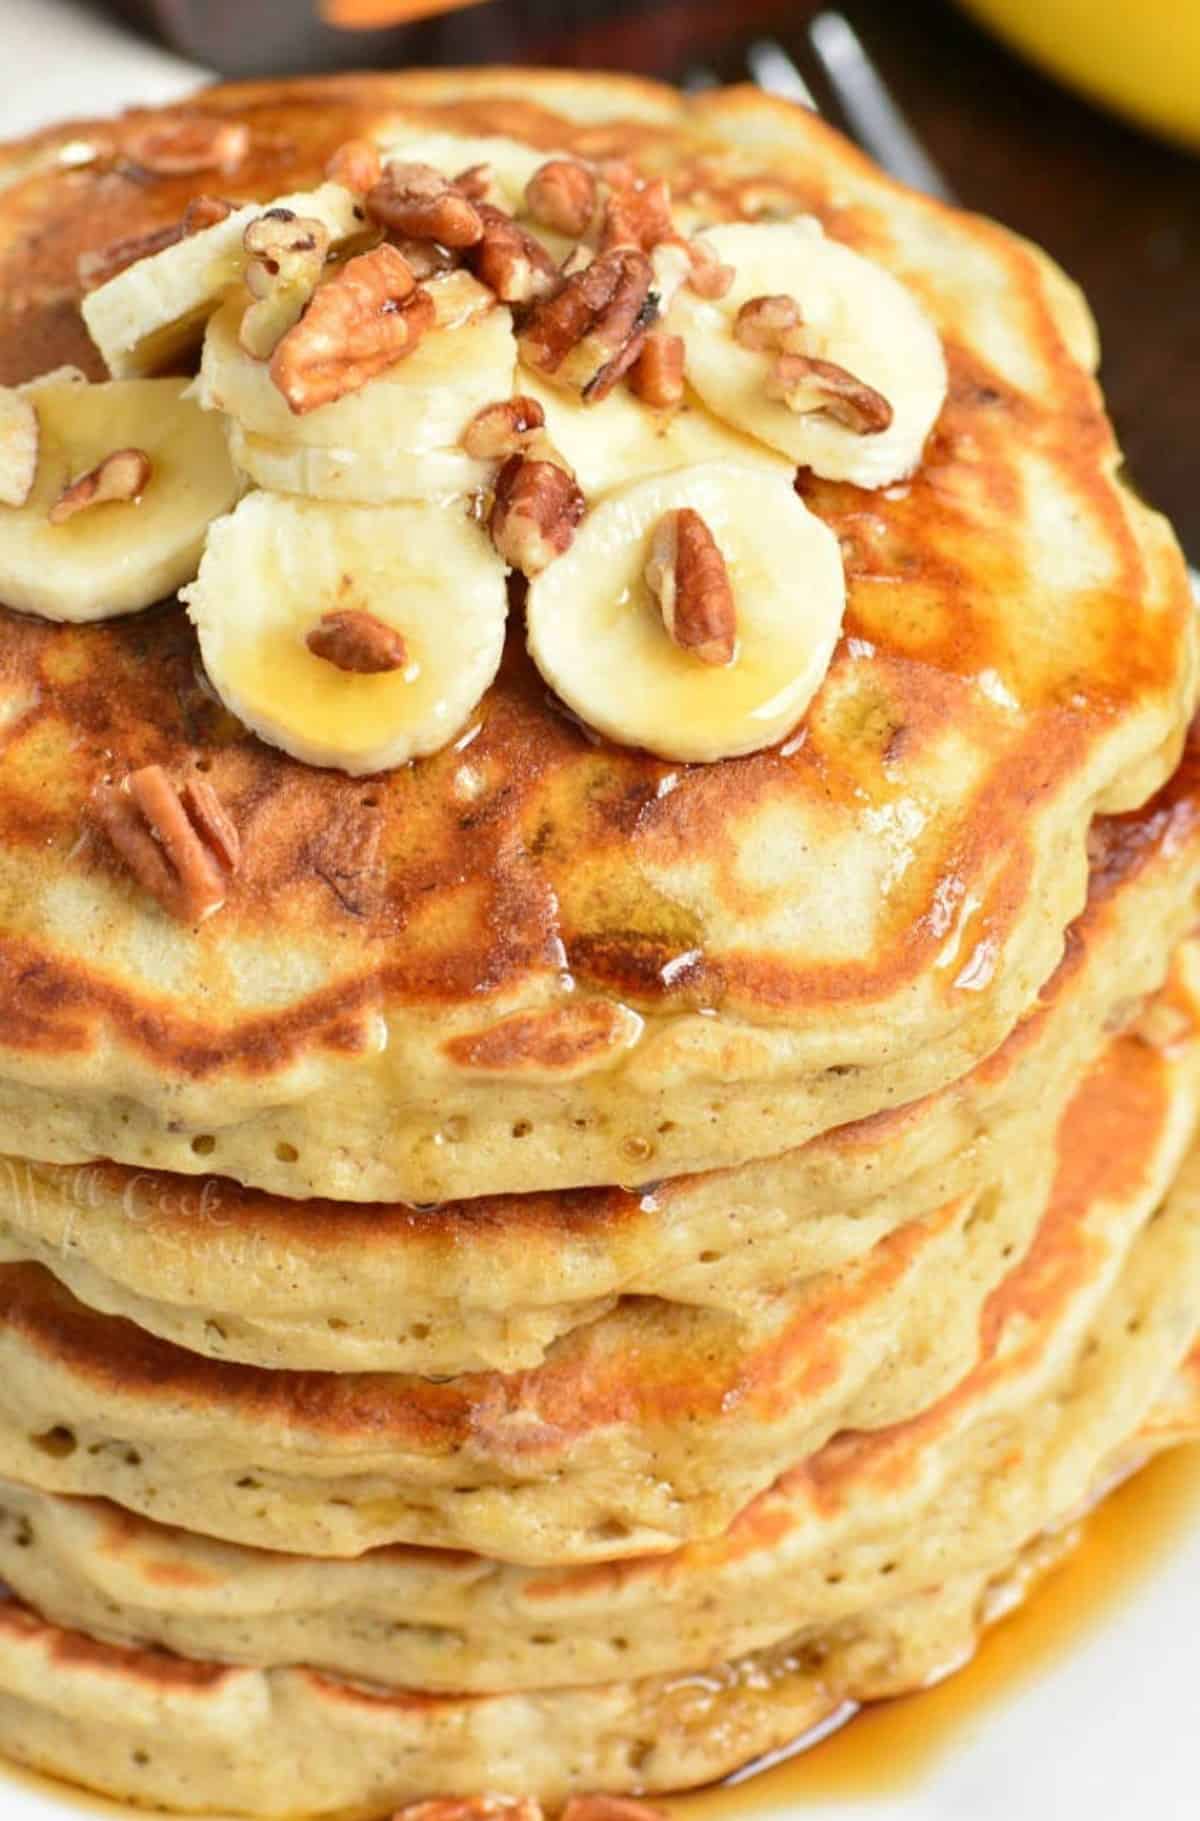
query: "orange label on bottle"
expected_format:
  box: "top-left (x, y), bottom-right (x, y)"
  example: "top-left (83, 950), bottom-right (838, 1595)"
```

top-left (322, 0), bottom-right (493, 27)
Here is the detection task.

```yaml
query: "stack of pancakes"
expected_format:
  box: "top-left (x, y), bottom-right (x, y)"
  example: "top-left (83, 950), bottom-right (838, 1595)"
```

top-left (0, 69), bottom-right (1198, 1817)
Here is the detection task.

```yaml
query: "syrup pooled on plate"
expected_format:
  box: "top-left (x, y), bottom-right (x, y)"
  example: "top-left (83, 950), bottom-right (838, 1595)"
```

top-left (670, 1443), bottom-right (1200, 1811)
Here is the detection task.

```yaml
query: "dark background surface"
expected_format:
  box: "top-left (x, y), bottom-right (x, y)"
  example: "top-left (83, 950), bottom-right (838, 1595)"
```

top-left (121, 0), bottom-right (1200, 558)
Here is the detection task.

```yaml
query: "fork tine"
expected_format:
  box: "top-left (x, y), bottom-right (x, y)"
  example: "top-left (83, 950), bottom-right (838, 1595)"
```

top-left (808, 11), bottom-right (955, 201)
top-left (746, 39), bottom-right (819, 111)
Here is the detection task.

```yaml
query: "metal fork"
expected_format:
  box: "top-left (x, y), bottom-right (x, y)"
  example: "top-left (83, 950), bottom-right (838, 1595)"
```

top-left (743, 14), bottom-right (954, 202)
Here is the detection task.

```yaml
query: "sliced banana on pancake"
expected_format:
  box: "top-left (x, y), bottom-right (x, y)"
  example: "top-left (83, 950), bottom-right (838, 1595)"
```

top-left (225, 423), bottom-right (489, 503)
top-left (520, 371), bottom-right (793, 496)
top-left (670, 221), bottom-right (947, 489)
top-left (0, 374), bottom-right (239, 622)
top-left (82, 181), bottom-right (366, 379)
top-left (182, 491), bottom-right (508, 774)
top-left (527, 461), bottom-right (845, 762)
top-left (200, 270), bottom-right (516, 482)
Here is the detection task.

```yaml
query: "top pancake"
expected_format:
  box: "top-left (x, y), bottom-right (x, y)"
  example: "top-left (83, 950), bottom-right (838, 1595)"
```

top-left (0, 70), bottom-right (1194, 1201)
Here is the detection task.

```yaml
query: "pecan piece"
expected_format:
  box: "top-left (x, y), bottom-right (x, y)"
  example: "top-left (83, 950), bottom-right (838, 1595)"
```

top-left (48, 448), bottom-right (151, 524)
top-left (629, 330), bottom-right (685, 408)
top-left (684, 237), bottom-right (735, 299)
top-left (561, 1800), bottom-right (670, 1821)
top-left (324, 137), bottom-right (383, 193)
top-left (525, 158), bottom-right (597, 237)
top-left (520, 247), bottom-right (658, 402)
top-left (306, 608), bottom-right (408, 674)
top-left (366, 161), bottom-right (483, 249)
top-left (733, 292), bottom-right (804, 351)
top-left (462, 394), bottom-right (546, 460)
top-left (93, 766), bottom-right (239, 924)
top-left (269, 244), bottom-right (433, 415)
top-left (240, 208), bottom-right (332, 359)
top-left (468, 204), bottom-right (561, 305)
top-left (0, 388), bottom-right (38, 508)
top-left (596, 158), bottom-right (638, 190)
top-left (386, 236), bottom-right (460, 281)
top-left (455, 162), bottom-right (505, 208)
top-left (123, 114), bottom-right (249, 177)
top-left (599, 177), bottom-right (674, 253)
top-left (78, 195), bottom-right (234, 291)
top-left (183, 194), bottom-right (238, 234)
top-left (766, 352), bottom-right (893, 433)
top-left (489, 454), bottom-right (585, 575)
top-left (392, 1801), bottom-right (542, 1821)
top-left (645, 507), bottom-right (736, 666)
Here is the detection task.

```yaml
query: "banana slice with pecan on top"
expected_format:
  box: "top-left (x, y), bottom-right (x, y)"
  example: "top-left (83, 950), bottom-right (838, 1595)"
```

top-left (0, 372), bottom-right (238, 622)
top-left (526, 460), bottom-right (845, 763)
top-left (669, 220), bottom-right (947, 488)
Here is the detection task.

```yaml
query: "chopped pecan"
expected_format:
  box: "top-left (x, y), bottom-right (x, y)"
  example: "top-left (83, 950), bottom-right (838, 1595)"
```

top-left (645, 507), bottom-right (736, 666)
top-left (468, 204), bottom-right (561, 305)
top-left (454, 162), bottom-right (505, 208)
top-left (123, 114), bottom-right (249, 177)
top-left (0, 387), bottom-right (38, 508)
top-left (366, 161), bottom-right (483, 249)
top-left (489, 454), bottom-right (585, 575)
top-left (183, 194), bottom-right (238, 234)
top-left (180, 776), bottom-right (241, 875)
top-left (269, 244), bottom-right (433, 415)
top-left (93, 765), bottom-right (239, 924)
top-left (386, 235), bottom-right (460, 281)
top-left (240, 208), bottom-right (332, 359)
top-left (462, 395), bottom-right (546, 461)
top-left (766, 352), bottom-right (893, 433)
top-left (629, 330), bottom-right (685, 407)
top-left (525, 158), bottom-right (597, 237)
top-left (599, 177), bottom-right (674, 253)
top-left (520, 247), bottom-right (658, 402)
top-left (48, 448), bottom-right (151, 524)
top-left (324, 137), bottom-right (383, 193)
top-left (306, 608), bottom-right (408, 674)
top-left (392, 1801), bottom-right (542, 1821)
top-left (733, 292), bottom-right (804, 351)
top-left (78, 195), bottom-right (234, 291)
top-left (684, 237), bottom-right (735, 299)
top-left (596, 158), bottom-right (638, 190)
top-left (561, 1800), bottom-right (670, 1821)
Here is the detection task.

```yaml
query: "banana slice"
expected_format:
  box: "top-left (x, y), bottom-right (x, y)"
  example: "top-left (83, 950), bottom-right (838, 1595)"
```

top-left (182, 492), bottom-right (508, 774)
top-left (0, 375), bottom-right (239, 622)
top-left (527, 461), bottom-right (845, 763)
top-left (520, 371), bottom-right (793, 496)
top-left (225, 422), bottom-right (489, 503)
top-left (82, 181), bottom-right (366, 379)
top-left (200, 270), bottom-right (517, 461)
top-left (670, 221), bottom-right (947, 489)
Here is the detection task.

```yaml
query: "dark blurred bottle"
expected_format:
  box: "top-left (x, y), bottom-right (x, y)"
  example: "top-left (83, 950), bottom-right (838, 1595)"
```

top-left (107, 0), bottom-right (655, 78)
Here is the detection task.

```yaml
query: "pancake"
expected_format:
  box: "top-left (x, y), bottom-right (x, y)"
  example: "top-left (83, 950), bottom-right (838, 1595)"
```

top-left (0, 1021), bottom-right (1194, 1695)
top-left (1, 733), bottom-right (1197, 1376)
top-left (0, 976), bottom-right (1192, 1571)
top-left (0, 72), bottom-right (1194, 1203)
top-left (0, 1170), bottom-right (1048, 1566)
top-left (0, 1192), bottom-right (1191, 1818)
